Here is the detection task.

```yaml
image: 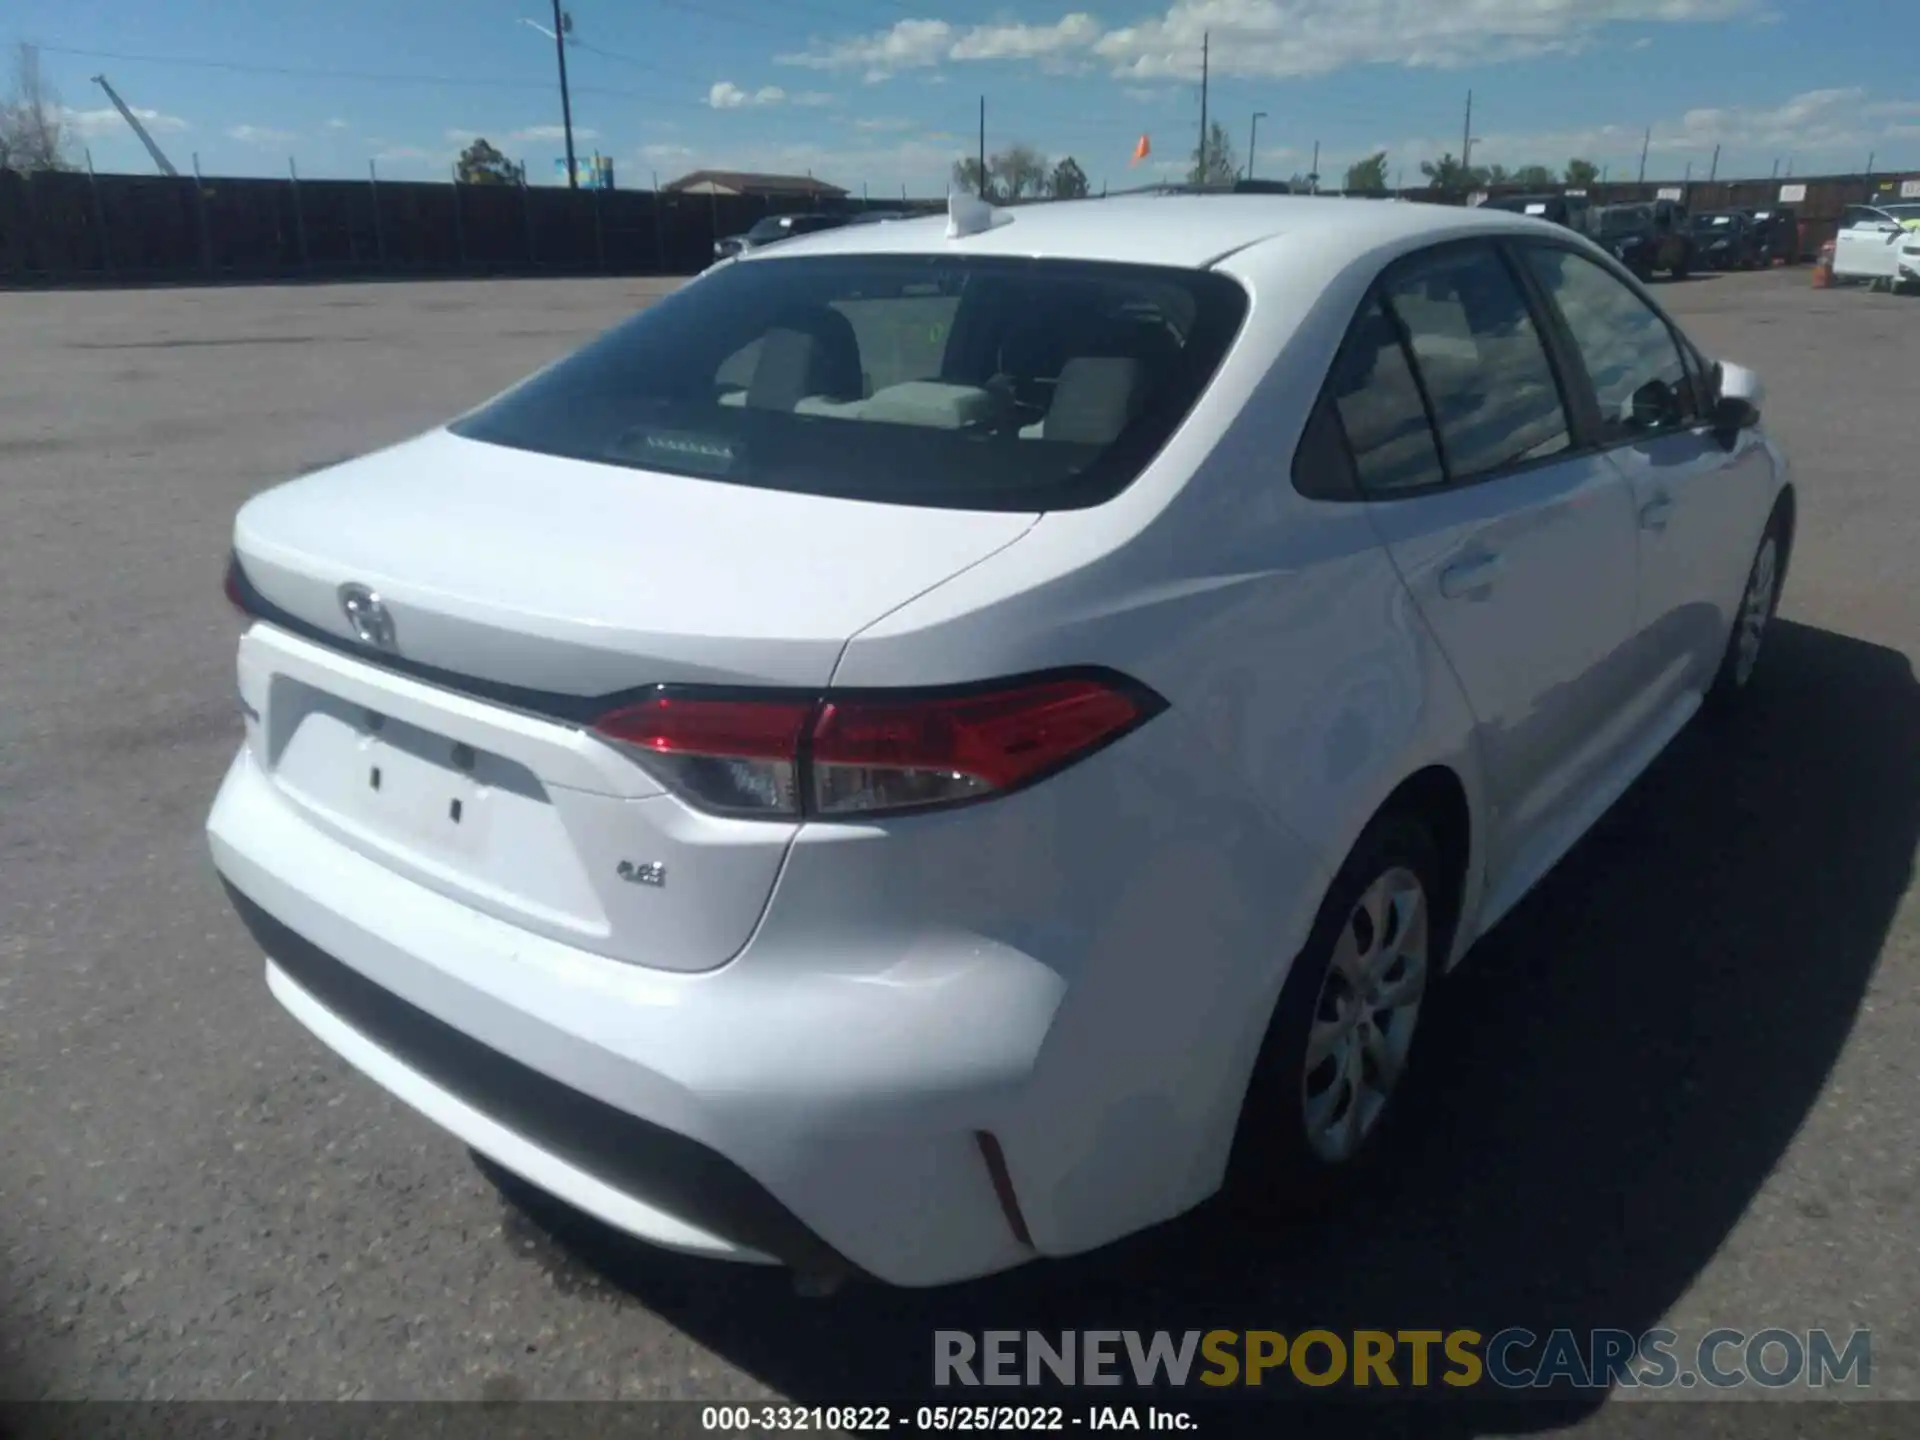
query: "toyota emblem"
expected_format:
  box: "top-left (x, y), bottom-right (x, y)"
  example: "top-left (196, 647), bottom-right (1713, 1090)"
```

top-left (337, 582), bottom-right (397, 652)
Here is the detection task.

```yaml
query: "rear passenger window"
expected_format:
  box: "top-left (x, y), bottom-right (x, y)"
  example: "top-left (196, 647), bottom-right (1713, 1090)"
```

top-left (1381, 245), bottom-right (1572, 481)
top-left (1326, 298), bottom-right (1445, 494)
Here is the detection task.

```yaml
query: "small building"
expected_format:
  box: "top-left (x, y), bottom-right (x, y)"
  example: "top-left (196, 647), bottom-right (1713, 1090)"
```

top-left (659, 169), bottom-right (848, 200)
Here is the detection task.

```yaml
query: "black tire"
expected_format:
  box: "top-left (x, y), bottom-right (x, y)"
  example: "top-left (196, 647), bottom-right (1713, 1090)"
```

top-left (1226, 810), bottom-right (1451, 1213)
top-left (1706, 508), bottom-right (1788, 712)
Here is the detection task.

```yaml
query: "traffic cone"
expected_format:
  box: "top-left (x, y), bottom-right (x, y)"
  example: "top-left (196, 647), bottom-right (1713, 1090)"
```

top-left (1811, 240), bottom-right (1833, 289)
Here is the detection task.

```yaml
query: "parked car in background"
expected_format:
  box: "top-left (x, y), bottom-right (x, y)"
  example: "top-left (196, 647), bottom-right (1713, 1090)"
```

top-left (1746, 207), bottom-right (1801, 265)
top-left (1692, 211), bottom-right (1762, 270)
top-left (1480, 193), bottom-right (1592, 234)
top-left (712, 212), bottom-right (851, 265)
top-left (1832, 203), bottom-right (1920, 292)
top-left (1593, 199), bottom-right (1694, 280)
top-left (211, 192), bottom-right (1795, 1289)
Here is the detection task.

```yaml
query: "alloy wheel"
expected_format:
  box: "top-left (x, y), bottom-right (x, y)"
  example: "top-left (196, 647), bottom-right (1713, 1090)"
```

top-left (1734, 536), bottom-right (1779, 687)
top-left (1301, 867), bottom-right (1429, 1164)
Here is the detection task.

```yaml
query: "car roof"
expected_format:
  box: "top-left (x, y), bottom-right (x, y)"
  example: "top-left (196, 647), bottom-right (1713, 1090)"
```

top-left (734, 192), bottom-right (1560, 270)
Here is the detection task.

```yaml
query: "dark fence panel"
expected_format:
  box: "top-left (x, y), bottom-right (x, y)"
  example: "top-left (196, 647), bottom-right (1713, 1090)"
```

top-left (7, 165), bottom-right (1911, 284)
top-left (0, 168), bottom-right (938, 285)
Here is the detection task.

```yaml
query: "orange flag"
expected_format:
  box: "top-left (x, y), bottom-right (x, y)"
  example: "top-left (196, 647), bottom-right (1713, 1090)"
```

top-left (1130, 134), bottom-right (1151, 166)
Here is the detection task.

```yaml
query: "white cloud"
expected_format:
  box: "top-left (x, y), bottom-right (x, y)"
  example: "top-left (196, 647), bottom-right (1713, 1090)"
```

top-left (60, 105), bottom-right (189, 139)
top-left (708, 81), bottom-right (791, 108)
top-left (641, 142), bottom-right (696, 162)
top-left (779, 19), bottom-right (954, 78)
top-left (227, 124), bottom-right (295, 146)
top-left (779, 0), bottom-right (1762, 81)
top-left (949, 13), bottom-right (1101, 61)
top-left (1377, 85), bottom-right (1920, 179)
top-left (792, 91), bottom-right (837, 107)
top-left (510, 124), bottom-right (600, 143)
top-left (324, 118), bottom-right (350, 131)
top-left (853, 116), bottom-right (918, 132)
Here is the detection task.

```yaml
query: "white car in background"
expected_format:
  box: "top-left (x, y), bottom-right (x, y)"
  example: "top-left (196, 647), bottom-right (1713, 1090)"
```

top-left (210, 191), bottom-right (1795, 1288)
top-left (1832, 202), bottom-right (1920, 291)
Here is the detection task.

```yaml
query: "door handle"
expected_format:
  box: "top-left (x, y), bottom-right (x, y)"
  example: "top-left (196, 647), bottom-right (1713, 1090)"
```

top-left (1639, 494), bottom-right (1675, 532)
top-left (1439, 552), bottom-right (1504, 600)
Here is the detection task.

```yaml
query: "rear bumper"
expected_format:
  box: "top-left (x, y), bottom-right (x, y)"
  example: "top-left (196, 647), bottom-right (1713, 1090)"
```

top-left (208, 667), bottom-right (1333, 1286)
top-left (234, 886), bottom-right (845, 1274)
top-left (208, 747), bottom-right (1045, 1286)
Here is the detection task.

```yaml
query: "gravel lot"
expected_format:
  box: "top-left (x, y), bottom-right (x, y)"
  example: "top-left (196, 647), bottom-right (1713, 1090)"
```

top-left (1, 268), bottom-right (1916, 1432)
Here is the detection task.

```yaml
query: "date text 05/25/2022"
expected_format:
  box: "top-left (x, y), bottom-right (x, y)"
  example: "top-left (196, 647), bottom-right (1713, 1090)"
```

top-left (701, 1405), bottom-right (1197, 1432)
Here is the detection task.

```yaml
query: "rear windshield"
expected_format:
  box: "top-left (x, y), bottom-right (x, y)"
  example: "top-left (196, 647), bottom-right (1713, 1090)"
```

top-left (745, 216), bottom-right (798, 242)
top-left (449, 254), bottom-right (1249, 512)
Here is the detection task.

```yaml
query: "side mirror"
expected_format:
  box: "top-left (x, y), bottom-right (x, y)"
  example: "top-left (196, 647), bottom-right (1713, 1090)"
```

top-left (1710, 361), bottom-right (1763, 449)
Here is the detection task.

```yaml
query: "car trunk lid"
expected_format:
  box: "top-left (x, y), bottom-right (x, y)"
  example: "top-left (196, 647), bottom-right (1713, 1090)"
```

top-left (229, 428), bottom-right (1036, 972)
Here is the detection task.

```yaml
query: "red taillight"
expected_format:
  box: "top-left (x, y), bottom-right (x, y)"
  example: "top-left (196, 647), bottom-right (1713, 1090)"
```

top-left (593, 695), bottom-right (814, 817)
top-left (590, 673), bottom-right (1159, 821)
top-left (811, 678), bottom-right (1149, 816)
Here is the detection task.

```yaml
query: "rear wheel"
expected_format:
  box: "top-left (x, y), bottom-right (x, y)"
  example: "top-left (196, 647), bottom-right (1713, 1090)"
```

top-left (1228, 812), bottom-right (1447, 1208)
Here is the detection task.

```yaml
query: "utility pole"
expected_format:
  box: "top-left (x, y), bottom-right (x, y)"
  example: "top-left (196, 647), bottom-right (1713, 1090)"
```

top-left (977, 96), bottom-right (987, 197)
top-left (1197, 32), bottom-right (1210, 183)
top-left (1708, 144), bottom-right (1719, 183)
top-left (1771, 157), bottom-right (1780, 180)
top-left (1248, 111), bottom-right (1265, 180)
top-left (1637, 126), bottom-right (1650, 184)
top-left (1461, 90), bottom-right (1473, 173)
top-left (1309, 139), bottom-right (1320, 193)
top-left (1865, 150), bottom-right (1875, 178)
top-left (550, 0), bottom-right (577, 188)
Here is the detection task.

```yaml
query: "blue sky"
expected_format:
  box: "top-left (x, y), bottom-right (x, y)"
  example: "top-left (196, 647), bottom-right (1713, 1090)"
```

top-left (14, 0), bottom-right (1920, 194)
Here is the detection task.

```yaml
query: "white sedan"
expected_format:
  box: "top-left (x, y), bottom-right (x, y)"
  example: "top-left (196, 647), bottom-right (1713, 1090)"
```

top-left (209, 190), bottom-right (1795, 1288)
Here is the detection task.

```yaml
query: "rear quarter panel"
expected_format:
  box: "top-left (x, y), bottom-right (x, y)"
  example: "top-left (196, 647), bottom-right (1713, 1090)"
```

top-left (814, 229), bottom-right (1500, 1244)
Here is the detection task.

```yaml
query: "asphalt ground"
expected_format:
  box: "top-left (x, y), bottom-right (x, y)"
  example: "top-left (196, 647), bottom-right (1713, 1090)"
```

top-left (1, 268), bottom-right (1916, 1434)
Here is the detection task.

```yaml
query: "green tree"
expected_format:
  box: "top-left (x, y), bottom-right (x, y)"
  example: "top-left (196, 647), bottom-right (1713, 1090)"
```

top-left (1189, 121), bottom-right (1238, 187)
top-left (1565, 157), bottom-right (1601, 187)
top-left (1482, 163), bottom-right (1513, 188)
top-left (1420, 152), bottom-right (1488, 195)
top-left (991, 143), bottom-right (1050, 201)
top-left (0, 43), bottom-right (74, 173)
top-left (951, 144), bottom-right (1051, 202)
top-left (456, 137), bottom-right (522, 185)
top-left (1344, 151), bottom-right (1390, 194)
top-left (1048, 156), bottom-right (1090, 199)
top-left (1511, 164), bottom-right (1558, 188)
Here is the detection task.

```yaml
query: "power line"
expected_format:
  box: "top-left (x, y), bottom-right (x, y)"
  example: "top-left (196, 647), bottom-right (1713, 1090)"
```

top-left (39, 43), bottom-right (574, 92)
top-left (38, 38), bottom-right (715, 107)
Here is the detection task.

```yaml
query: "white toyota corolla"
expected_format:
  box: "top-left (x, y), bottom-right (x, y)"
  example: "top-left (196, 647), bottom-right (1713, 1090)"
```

top-left (209, 191), bottom-right (1794, 1288)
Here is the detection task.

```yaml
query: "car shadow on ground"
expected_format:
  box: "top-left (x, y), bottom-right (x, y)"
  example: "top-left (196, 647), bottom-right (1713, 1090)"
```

top-left (485, 618), bottom-right (1918, 1437)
